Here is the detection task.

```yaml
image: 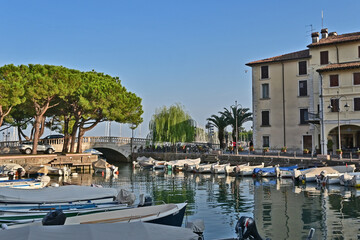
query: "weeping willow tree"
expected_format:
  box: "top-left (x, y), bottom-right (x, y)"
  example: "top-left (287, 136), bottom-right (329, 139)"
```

top-left (149, 104), bottom-right (195, 145)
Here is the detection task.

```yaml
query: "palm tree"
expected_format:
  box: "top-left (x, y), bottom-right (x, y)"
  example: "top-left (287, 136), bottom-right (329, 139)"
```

top-left (207, 114), bottom-right (228, 149)
top-left (220, 107), bottom-right (252, 142)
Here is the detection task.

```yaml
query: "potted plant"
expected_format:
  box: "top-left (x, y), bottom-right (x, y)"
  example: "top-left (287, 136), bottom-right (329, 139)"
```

top-left (336, 149), bottom-right (342, 155)
top-left (238, 146), bottom-right (244, 152)
top-left (249, 146), bottom-right (255, 152)
top-left (281, 147), bottom-right (287, 153)
top-left (303, 148), bottom-right (309, 154)
top-left (263, 147), bottom-right (269, 153)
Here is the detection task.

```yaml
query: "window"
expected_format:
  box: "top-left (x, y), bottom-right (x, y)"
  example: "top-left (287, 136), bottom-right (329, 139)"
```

top-left (262, 136), bottom-right (269, 147)
top-left (261, 83), bottom-right (269, 99)
top-left (261, 111), bottom-right (270, 126)
top-left (320, 51), bottom-right (329, 65)
top-left (354, 73), bottom-right (360, 85)
top-left (358, 46), bottom-right (360, 58)
top-left (330, 75), bottom-right (339, 87)
top-left (330, 99), bottom-right (339, 112)
top-left (300, 109), bottom-right (309, 124)
top-left (299, 61), bottom-right (307, 75)
top-left (354, 98), bottom-right (360, 111)
top-left (261, 66), bottom-right (269, 79)
top-left (299, 80), bottom-right (307, 96)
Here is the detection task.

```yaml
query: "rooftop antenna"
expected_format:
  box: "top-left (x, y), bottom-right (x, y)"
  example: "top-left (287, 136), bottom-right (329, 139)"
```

top-left (321, 10), bottom-right (324, 29)
top-left (306, 24), bottom-right (314, 37)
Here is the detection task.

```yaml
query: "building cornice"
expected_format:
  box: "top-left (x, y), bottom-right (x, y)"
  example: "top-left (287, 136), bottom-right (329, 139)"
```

top-left (316, 61), bottom-right (360, 73)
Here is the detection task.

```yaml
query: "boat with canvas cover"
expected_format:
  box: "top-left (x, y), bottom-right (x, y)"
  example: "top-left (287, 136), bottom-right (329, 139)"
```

top-left (211, 163), bottom-right (230, 174)
top-left (0, 203), bottom-right (130, 223)
top-left (229, 163), bottom-right (264, 177)
top-left (253, 166), bottom-right (277, 177)
top-left (165, 158), bottom-right (201, 171)
top-left (293, 164), bottom-right (355, 182)
top-left (0, 221), bottom-right (199, 240)
top-left (277, 165), bottom-right (298, 178)
top-left (63, 202), bottom-right (187, 227)
top-left (339, 172), bottom-right (360, 187)
top-left (92, 159), bottom-right (118, 175)
top-left (0, 185), bottom-right (118, 204)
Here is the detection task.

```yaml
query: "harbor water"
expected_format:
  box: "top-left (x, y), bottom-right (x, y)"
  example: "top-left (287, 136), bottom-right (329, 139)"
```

top-left (57, 163), bottom-right (360, 239)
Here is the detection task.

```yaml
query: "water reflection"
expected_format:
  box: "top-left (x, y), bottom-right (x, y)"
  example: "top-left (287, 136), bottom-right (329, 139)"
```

top-left (50, 163), bottom-right (360, 239)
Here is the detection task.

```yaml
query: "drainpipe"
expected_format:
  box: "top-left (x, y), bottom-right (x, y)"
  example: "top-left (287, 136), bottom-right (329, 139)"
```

top-left (335, 45), bottom-right (339, 63)
top-left (319, 73), bottom-right (327, 154)
top-left (282, 62), bottom-right (286, 147)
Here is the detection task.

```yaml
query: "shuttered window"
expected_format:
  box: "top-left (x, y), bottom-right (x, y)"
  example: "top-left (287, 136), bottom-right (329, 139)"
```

top-left (354, 98), bottom-right (360, 111)
top-left (331, 99), bottom-right (339, 112)
top-left (320, 51), bottom-right (329, 65)
top-left (262, 84), bottom-right (269, 98)
top-left (300, 109), bottom-right (309, 124)
top-left (299, 80), bottom-right (307, 96)
top-left (261, 66), bottom-right (269, 79)
top-left (330, 75), bottom-right (339, 87)
top-left (299, 61), bottom-right (307, 75)
top-left (354, 73), bottom-right (360, 85)
top-left (261, 111), bottom-right (270, 126)
top-left (262, 136), bottom-right (269, 147)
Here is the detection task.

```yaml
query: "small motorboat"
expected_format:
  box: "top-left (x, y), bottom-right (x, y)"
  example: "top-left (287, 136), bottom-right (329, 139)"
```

top-left (277, 165), bottom-right (298, 178)
top-left (165, 158), bottom-right (201, 172)
top-left (211, 163), bottom-right (232, 174)
top-left (0, 176), bottom-right (50, 189)
top-left (0, 221), bottom-right (198, 240)
top-left (194, 162), bottom-right (218, 174)
top-left (339, 172), bottom-right (360, 187)
top-left (0, 185), bottom-right (119, 204)
top-left (294, 165), bottom-right (355, 182)
top-left (92, 159), bottom-right (118, 175)
top-left (252, 166), bottom-right (277, 177)
top-left (229, 163), bottom-right (264, 177)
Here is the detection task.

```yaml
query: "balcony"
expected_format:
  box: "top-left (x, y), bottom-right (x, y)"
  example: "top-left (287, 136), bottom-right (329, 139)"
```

top-left (307, 112), bottom-right (320, 124)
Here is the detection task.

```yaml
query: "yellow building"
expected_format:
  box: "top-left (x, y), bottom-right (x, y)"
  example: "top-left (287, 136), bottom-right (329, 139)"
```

top-left (246, 29), bottom-right (360, 155)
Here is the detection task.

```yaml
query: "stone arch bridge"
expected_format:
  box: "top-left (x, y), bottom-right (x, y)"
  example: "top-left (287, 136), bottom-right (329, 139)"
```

top-left (1, 137), bottom-right (149, 163)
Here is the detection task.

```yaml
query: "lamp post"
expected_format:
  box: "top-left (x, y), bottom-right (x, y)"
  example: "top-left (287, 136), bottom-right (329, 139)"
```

top-left (130, 124), bottom-right (136, 161)
top-left (231, 101), bottom-right (242, 155)
top-left (328, 91), bottom-right (349, 159)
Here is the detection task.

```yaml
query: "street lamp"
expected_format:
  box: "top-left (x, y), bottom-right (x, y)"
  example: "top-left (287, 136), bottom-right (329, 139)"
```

top-left (231, 101), bottom-right (242, 155)
top-left (328, 91), bottom-right (349, 159)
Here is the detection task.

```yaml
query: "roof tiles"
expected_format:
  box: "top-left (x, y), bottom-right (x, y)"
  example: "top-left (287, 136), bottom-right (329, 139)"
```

top-left (246, 49), bottom-right (310, 66)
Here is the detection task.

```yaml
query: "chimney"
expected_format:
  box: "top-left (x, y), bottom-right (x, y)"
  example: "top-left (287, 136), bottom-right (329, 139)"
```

top-left (311, 32), bottom-right (320, 43)
top-left (321, 28), bottom-right (328, 38)
top-left (329, 32), bottom-right (338, 37)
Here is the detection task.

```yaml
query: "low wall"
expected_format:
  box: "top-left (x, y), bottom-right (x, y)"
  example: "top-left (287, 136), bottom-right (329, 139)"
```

top-left (0, 154), bottom-right (98, 166)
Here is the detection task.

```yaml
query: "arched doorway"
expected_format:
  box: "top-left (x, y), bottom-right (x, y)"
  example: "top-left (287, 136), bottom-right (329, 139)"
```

top-left (327, 124), bottom-right (360, 154)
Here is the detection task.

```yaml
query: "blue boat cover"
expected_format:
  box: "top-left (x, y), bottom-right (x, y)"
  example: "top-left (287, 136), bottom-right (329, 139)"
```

top-left (278, 165), bottom-right (298, 171)
top-left (253, 167), bottom-right (276, 174)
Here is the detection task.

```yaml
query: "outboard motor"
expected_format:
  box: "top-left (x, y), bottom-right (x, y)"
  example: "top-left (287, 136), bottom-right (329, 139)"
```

top-left (42, 210), bottom-right (66, 226)
top-left (235, 216), bottom-right (266, 240)
top-left (7, 171), bottom-right (14, 180)
top-left (138, 194), bottom-right (153, 207)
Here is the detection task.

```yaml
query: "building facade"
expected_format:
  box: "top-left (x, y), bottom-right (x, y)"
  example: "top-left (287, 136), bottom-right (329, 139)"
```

top-left (246, 29), bottom-right (360, 154)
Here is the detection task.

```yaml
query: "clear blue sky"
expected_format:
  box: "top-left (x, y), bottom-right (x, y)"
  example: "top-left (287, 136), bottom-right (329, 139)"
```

top-left (1, 0), bottom-right (359, 138)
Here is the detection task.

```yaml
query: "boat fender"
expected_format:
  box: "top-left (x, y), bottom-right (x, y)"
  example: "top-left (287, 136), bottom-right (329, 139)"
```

top-left (235, 216), bottom-right (266, 240)
top-left (1, 224), bottom-right (8, 230)
top-left (42, 210), bottom-right (66, 226)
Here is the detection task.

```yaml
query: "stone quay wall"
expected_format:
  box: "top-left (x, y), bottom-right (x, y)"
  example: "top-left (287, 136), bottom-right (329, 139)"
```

top-left (133, 152), bottom-right (360, 169)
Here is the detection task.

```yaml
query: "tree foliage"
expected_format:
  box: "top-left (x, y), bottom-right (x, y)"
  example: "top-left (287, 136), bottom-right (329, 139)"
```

top-left (220, 106), bottom-right (252, 141)
top-left (207, 114), bottom-right (227, 149)
top-left (0, 64), bottom-right (143, 154)
top-left (149, 104), bottom-right (195, 144)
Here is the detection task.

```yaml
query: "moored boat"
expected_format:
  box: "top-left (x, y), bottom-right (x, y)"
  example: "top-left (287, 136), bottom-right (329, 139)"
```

top-left (0, 185), bottom-right (119, 204)
top-left (211, 163), bottom-right (230, 174)
top-left (294, 165), bottom-right (355, 182)
top-left (0, 221), bottom-right (198, 240)
top-left (253, 166), bottom-right (277, 177)
top-left (278, 165), bottom-right (298, 178)
top-left (229, 163), bottom-right (264, 177)
top-left (0, 176), bottom-right (50, 189)
top-left (92, 159), bottom-right (118, 175)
